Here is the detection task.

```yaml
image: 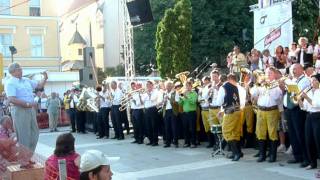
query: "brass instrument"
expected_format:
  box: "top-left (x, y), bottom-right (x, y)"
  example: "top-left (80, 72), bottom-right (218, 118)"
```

top-left (119, 88), bottom-right (146, 111)
top-left (290, 86), bottom-right (313, 105)
top-left (240, 67), bottom-right (251, 85)
top-left (77, 88), bottom-right (99, 112)
top-left (175, 71), bottom-right (190, 84)
top-left (175, 71), bottom-right (190, 96)
top-left (192, 79), bottom-right (202, 89)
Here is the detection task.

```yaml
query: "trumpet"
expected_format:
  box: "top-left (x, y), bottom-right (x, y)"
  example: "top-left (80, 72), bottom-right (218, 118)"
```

top-left (290, 86), bottom-right (313, 105)
top-left (119, 88), bottom-right (146, 111)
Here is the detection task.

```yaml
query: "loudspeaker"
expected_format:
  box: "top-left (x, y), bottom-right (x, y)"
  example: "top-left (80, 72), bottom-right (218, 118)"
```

top-left (79, 67), bottom-right (96, 87)
top-left (126, 0), bottom-right (153, 26)
top-left (83, 47), bottom-right (95, 67)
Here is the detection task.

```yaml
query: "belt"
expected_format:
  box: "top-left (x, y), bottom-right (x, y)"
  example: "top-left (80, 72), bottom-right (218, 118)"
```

top-left (146, 106), bottom-right (156, 110)
top-left (209, 106), bottom-right (220, 109)
top-left (258, 105), bottom-right (278, 111)
top-left (224, 107), bottom-right (240, 114)
top-left (201, 107), bottom-right (209, 111)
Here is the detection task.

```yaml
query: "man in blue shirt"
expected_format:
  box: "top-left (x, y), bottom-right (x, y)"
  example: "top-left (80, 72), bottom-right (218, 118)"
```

top-left (5, 62), bottom-right (47, 167)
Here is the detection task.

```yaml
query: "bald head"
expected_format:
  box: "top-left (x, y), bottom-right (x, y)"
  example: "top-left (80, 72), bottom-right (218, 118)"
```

top-left (292, 63), bottom-right (304, 78)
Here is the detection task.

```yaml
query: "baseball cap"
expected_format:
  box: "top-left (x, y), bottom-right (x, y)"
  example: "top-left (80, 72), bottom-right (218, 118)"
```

top-left (80, 150), bottom-right (119, 172)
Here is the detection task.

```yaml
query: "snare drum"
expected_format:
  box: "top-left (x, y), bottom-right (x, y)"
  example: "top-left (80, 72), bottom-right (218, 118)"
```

top-left (211, 124), bottom-right (222, 134)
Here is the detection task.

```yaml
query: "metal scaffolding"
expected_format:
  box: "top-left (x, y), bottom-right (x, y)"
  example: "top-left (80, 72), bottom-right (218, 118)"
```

top-left (122, 0), bottom-right (135, 81)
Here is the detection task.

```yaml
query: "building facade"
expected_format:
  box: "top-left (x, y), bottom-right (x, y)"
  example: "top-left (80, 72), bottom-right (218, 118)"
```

top-left (0, 0), bottom-right (61, 75)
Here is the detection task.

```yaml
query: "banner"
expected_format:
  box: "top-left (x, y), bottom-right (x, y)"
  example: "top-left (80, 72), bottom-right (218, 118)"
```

top-left (253, 1), bottom-right (293, 54)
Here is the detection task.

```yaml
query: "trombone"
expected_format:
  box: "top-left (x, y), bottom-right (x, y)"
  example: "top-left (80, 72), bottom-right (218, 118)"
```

top-left (290, 86), bottom-right (313, 105)
top-left (119, 88), bottom-right (146, 111)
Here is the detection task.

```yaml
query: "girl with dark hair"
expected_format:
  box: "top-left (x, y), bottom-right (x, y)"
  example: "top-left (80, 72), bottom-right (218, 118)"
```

top-left (44, 133), bottom-right (80, 180)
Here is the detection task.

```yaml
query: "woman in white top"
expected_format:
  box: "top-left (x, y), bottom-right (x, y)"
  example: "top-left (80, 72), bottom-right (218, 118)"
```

top-left (299, 74), bottom-right (320, 170)
top-left (40, 92), bottom-right (48, 113)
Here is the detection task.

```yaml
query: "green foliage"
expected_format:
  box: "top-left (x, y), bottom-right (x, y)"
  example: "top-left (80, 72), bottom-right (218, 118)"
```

top-left (104, 65), bottom-right (125, 77)
top-left (97, 68), bottom-right (106, 84)
top-left (135, 0), bottom-right (319, 76)
top-left (292, 0), bottom-right (319, 42)
top-left (155, 0), bottom-right (192, 78)
top-left (133, 0), bottom-right (175, 76)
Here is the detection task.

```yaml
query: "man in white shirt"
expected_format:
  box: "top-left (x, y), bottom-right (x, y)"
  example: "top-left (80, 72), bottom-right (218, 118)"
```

top-left (299, 74), bottom-right (320, 169)
top-left (198, 76), bottom-right (214, 148)
top-left (216, 74), bottom-right (244, 161)
top-left (251, 67), bottom-right (283, 163)
top-left (142, 80), bottom-right (159, 146)
top-left (110, 81), bottom-right (124, 140)
top-left (97, 84), bottom-right (112, 139)
top-left (285, 63), bottom-right (310, 167)
top-left (130, 82), bottom-right (144, 144)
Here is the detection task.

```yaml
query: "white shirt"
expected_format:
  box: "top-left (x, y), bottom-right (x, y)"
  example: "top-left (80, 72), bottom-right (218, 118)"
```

top-left (262, 55), bottom-right (274, 69)
top-left (209, 82), bottom-right (221, 107)
top-left (198, 84), bottom-right (210, 108)
top-left (237, 84), bottom-right (246, 108)
top-left (111, 89), bottom-right (123, 105)
top-left (142, 89), bottom-right (159, 108)
top-left (130, 92), bottom-right (144, 109)
top-left (301, 89), bottom-right (320, 112)
top-left (283, 75), bottom-right (311, 107)
top-left (69, 93), bottom-right (79, 108)
top-left (251, 85), bottom-right (283, 108)
top-left (40, 98), bottom-right (48, 109)
top-left (99, 91), bottom-right (112, 108)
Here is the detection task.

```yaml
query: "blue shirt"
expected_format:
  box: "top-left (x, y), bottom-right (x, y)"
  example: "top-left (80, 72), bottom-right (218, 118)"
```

top-left (5, 77), bottom-right (38, 103)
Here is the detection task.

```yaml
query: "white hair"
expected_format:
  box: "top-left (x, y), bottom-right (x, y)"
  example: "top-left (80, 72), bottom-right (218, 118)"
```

top-left (8, 62), bottom-right (21, 74)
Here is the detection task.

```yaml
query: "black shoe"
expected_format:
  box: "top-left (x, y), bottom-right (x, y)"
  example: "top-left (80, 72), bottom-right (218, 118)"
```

top-left (257, 141), bottom-right (266, 163)
top-left (111, 136), bottom-right (118, 139)
top-left (146, 142), bottom-right (153, 146)
top-left (253, 152), bottom-right (260, 157)
top-left (287, 159), bottom-right (301, 164)
top-left (152, 143), bottom-right (159, 146)
top-left (175, 144), bottom-right (179, 148)
top-left (104, 136), bottom-right (109, 139)
top-left (183, 144), bottom-right (190, 148)
top-left (300, 162), bottom-right (309, 168)
top-left (268, 141), bottom-right (277, 163)
top-left (232, 154), bottom-right (241, 161)
top-left (131, 140), bottom-right (138, 144)
top-left (137, 141), bottom-right (143, 144)
top-left (118, 137), bottom-right (124, 140)
top-left (81, 131), bottom-right (87, 134)
top-left (226, 153), bottom-right (234, 159)
top-left (96, 136), bottom-right (104, 139)
top-left (164, 144), bottom-right (170, 148)
top-left (70, 130), bottom-right (76, 133)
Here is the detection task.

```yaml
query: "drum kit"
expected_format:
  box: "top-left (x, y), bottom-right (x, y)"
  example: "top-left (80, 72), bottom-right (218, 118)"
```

top-left (210, 124), bottom-right (225, 157)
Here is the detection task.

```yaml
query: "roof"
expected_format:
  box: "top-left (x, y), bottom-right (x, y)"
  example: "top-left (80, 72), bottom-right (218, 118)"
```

top-left (68, 30), bottom-right (87, 45)
top-left (62, 60), bottom-right (84, 71)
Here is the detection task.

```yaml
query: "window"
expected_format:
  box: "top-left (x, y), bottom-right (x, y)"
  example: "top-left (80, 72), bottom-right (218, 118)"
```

top-left (31, 35), bottom-right (43, 57)
top-left (0, 0), bottom-right (10, 15)
top-left (0, 34), bottom-right (12, 57)
top-left (78, 49), bottom-right (82, 55)
top-left (29, 0), bottom-right (40, 16)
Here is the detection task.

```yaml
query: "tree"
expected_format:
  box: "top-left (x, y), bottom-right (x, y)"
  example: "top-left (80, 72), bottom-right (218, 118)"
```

top-left (133, 0), bottom-right (175, 76)
top-left (292, 0), bottom-right (319, 42)
top-left (156, 9), bottom-right (178, 78)
top-left (155, 0), bottom-right (192, 78)
top-left (172, 0), bottom-right (192, 74)
top-left (104, 64), bottom-right (125, 77)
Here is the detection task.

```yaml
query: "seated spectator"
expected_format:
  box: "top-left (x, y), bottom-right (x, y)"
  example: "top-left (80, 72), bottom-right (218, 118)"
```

top-left (44, 133), bottom-right (80, 180)
top-left (0, 116), bottom-right (33, 173)
top-left (80, 150), bottom-right (116, 180)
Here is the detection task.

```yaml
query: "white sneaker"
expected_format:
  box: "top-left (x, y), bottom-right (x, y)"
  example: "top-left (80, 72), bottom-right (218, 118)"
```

top-left (285, 145), bottom-right (292, 155)
top-left (277, 144), bottom-right (286, 153)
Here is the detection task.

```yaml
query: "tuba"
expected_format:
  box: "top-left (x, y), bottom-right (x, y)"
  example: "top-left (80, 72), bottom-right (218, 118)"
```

top-left (175, 71), bottom-right (190, 95)
top-left (77, 88), bottom-right (99, 112)
top-left (119, 87), bottom-right (146, 111)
